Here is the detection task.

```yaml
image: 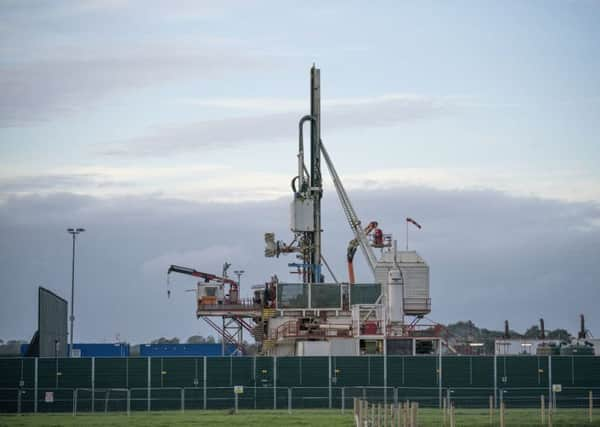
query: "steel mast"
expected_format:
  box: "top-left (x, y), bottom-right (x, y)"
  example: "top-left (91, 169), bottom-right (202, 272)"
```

top-left (309, 65), bottom-right (323, 283)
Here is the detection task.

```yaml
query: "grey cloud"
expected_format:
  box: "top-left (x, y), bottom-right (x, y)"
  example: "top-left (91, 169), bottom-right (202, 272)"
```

top-left (1, 188), bottom-right (598, 343)
top-left (105, 96), bottom-right (446, 156)
top-left (0, 173), bottom-right (131, 193)
top-left (0, 48), bottom-right (272, 127)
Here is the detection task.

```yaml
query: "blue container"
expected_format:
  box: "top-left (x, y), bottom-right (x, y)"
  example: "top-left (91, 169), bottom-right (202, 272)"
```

top-left (73, 343), bottom-right (130, 357)
top-left (20, 343), bottom-right (130, 357)
top-left (140, 343), bottom-right (238, 357)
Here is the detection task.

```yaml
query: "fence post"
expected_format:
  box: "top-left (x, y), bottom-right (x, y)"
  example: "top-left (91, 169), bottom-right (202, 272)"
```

top-left (328, 355), bottom-right (332, 409)
top-left (72, 388), bottom-right (77, 416)
top-left (34, 358), bottom-right (38, 414)
top-left (499, 401), bottom-right (505, 427)
top-left (288, 387), bottom-right (292, 414)
top-left (394, 387), bottom-right (398, 407)
top-left (234, 389), bottom-right (239, 414)
top-left (127, 389), bottom-right (131, 416)
top-left (489, 395), bottom-right (493, 425)
top-left (442, 397), bottom-right (447, 426)
top-left (147, 357), bottom-right (151, 412)
top-left (273, 356), bottom-right (277, 410)
top-left (541, 394), bottom-right (545, 424)
top-left (493, 353), bottom-right (497, 408)
top-left (17, 389), bottom-right (22, 415)
top-left (548, 355), bottom-right (552, 410)
top-left (590, 391), bottom-right (593, 423)
top-left (203, 356), bottom-right (207, 410)
top-left (341, 387), bottom-right (345, 414)
top-left (181, 388), bottom-right (184, 413)
top-left (91, 357), bottom-right (95, 413)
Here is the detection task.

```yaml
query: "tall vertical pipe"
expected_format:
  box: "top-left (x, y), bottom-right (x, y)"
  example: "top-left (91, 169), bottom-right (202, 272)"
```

top-left (310, 65), bottom-right (322, 283)
top-left (579, 314), bottom-right (586, 340)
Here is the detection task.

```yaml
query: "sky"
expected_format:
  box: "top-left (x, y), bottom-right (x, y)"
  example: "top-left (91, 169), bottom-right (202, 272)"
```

top-left (0, 1), bottom-right (599, 344)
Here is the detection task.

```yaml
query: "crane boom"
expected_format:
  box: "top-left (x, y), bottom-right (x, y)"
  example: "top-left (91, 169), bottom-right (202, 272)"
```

top-left (167, 265), bottom-right (237, 286)
top-left (320, 141), bottom-right (378, 275)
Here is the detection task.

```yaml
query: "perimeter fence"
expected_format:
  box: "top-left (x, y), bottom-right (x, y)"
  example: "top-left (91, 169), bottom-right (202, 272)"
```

top-left (1, 355), bottom-right (599, 414)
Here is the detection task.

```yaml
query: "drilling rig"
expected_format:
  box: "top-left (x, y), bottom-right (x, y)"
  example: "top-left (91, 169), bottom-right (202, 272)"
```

top-left (168, 66), bottom-right (438, 357)
top-left (261, 65), bottom-right (436, 357)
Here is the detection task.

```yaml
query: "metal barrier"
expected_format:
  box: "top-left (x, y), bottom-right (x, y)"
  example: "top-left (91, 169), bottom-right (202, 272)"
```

top-left (1, 386), bottom-right (599, 415)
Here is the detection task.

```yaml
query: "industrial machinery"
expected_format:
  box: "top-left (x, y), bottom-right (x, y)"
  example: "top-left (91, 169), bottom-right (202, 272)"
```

top-left (260, 66), bottom-right (435, 356)
top-left (168, 66), bottom-right (436, 357)
top-left (167, 264), bottom-right (259, 355)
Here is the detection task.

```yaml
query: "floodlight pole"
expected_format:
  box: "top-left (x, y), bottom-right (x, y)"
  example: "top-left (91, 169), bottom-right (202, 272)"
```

top-left (67, 228), bottom-right (85, 357)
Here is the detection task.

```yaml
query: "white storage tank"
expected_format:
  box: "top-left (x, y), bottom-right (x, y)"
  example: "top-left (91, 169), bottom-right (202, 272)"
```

top-left (375, 250), bottom-right (430, 317)
top-left (296, 341), bottom-right (330, 356)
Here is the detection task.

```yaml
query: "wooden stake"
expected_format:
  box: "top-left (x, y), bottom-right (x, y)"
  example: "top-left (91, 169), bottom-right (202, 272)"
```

top-left (384, 402), bottom-right (388, 427)
top-left (371, 401), bottom-right (375, 427)
top-left (590, 391), bottom-right (593, 423)
top-left (499, 401), bottom-right (505, 427)
top-left (541, 395), bottom-right (545, 424)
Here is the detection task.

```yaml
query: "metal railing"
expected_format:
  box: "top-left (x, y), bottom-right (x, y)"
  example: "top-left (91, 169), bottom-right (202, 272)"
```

top-left (1, 386), bottom-right (598, 415)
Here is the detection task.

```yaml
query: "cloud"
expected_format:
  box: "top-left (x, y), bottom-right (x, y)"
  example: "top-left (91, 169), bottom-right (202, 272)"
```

top-left (0, 173), bottom-right (132, 194)
top-left (104, 94), bottom-right (448, 156)
top-left (0, 45), bottom-right (273, 127)
top-left (0, 188), bottom-right (598, 343)
top-left (2, 162), bottom-right (598, 205)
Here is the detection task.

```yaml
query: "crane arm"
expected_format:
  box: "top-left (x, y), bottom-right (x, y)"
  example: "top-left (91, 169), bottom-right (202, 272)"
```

top-left (347, 221), bottom-right (378, 283)
top-left (320, 141), bottom-right (378, 275)
top-left (167, 265), bottom-right (237, 286)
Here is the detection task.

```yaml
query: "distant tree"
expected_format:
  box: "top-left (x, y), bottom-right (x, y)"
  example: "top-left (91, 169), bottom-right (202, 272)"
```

top-left (548, 329), bottom-right (571, 342)
top-left (206, 335), bottom-right (216, 344)
top-left (186, 335), bottom-right (206, 344)
top-left (524, 325), bottom-right (542, 339)
top-left (151, 337), bottom-right (180, 344)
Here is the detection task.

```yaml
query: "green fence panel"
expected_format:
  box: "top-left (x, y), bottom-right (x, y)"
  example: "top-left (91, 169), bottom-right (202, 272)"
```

top-left (254, 357), bottom-right (274, 409)
top-left (37, 359), bottom-right (58, 388)
top-left (231, 357), bottom-right (254, 386)
top-left (573, 356), bottom-right (600, 387)
top-left (442, 356), bottom-right (470, 387)
top-left (0, 358), bottom-right (35, 388)
top-left (497, 356), bottom-right (546, 388)
top-left (300, 357), bottom-right (329, 387)
top-left (95, 358), bottom-right (127, 389)
top-left (332, 356), bottom-right (370, 386)
top-left (551, 356), bottom-right (574, 386)
top-left (276, 357), bottom-right (300, 387)
top-left (161, 357), bottom-right (196, 388)
top-left (128, 358), bottom-right (149, 389)
top-left (206, 357), bottom-right (233, 387)
top-left (404, 356), bottom-right (437, 387)
top-left (57, 357), bottom-right (91, 388)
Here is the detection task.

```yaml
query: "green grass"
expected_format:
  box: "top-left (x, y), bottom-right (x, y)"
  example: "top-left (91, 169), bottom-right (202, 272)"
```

top-left (0, 408), bottom-right (599, 426)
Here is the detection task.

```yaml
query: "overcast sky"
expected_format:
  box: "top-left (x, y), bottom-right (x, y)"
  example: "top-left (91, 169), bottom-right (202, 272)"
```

top-left (1, 1), bottom-right (599, 343)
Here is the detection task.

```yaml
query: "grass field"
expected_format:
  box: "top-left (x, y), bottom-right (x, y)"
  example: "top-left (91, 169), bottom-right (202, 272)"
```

top-left (0, 408), bottom-right (599, 426)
